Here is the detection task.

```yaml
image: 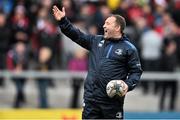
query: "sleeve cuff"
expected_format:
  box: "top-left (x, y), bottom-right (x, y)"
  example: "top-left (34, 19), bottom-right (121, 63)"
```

top-left (58, 17), bottom-right (67, 25)
top-left (125, 82), bottom-right (132, 92)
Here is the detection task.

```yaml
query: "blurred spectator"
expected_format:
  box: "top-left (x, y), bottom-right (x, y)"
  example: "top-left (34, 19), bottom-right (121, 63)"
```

top-left (37, 17), bottom-right (59, 51)
top-left (6, 42), bottom-right (29, 108)
top-left (161, 12), bottom-right (175, 38)
top-left (127, 0), bottom-right (144, 25)
top-left (171, 12), bottom-right (180, 66)
top-left (142, 4), bottom-right (154, 27)
top-left (92, 3), bottom-right (111, 34)
top-left (79, 2), bottom-right (95, 26)
top-left (153, 0), bottom-right (167, 36)
top-left (40, 0), bottom-right (53, 10)
top-left (0, 0), bottom-right (14, 15)
top-left (31, 7), bottom-right (48, 55)
top-left (0, 11), bottom-right (11, 86)
top-left (140, 26), bottom-right (163, 94)
top-left (68, 48), bottom-right (88, 108)
top-left (87, 24), bottom-right (98, 35)
top-left (10, 5), bottom-right (30, 45)
top-left (159, 38), bottom-right (178, 111)
top-left (32, 8), bottom-right (61, 68)
top-left (26, 0), bottom-right (39, 26)
top-left (112, 0), bottom-right (131, 26)
top-left (61, 0), bottom-right (78, 22)
top-left (36, 47), bottom-right (53, 108)
top-left (172, 9), bottom-right (180, 27)
top-left (125, 16), bottom-right (148, 51)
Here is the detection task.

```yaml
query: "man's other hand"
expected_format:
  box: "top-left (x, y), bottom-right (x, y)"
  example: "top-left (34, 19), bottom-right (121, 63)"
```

top-left (106, 80), bottom-right (128, 97)
top-left (52, 6), bottom-right (65, 21)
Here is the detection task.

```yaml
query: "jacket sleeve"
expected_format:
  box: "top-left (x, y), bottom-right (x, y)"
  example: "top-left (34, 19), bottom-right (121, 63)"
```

top-left (58, 17), bottom-right (94, 50)
top-left (125, 47), bottom-right (143, 91)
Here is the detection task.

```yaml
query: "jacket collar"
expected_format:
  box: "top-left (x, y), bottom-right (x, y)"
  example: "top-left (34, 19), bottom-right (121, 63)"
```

top-left (104, 35), bottom-right (128, 42)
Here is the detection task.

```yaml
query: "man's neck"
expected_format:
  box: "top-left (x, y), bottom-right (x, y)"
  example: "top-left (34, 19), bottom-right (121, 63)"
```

top-left (112, 32), bottom-right (123, 39)
top-left (113, 34), bottom-right (122, 39)
top-left (105, 34), bottom-right (123, 41)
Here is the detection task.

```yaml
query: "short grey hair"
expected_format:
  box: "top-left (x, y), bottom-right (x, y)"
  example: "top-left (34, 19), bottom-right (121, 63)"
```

top-left (112, 14), bottom-right (126, 33)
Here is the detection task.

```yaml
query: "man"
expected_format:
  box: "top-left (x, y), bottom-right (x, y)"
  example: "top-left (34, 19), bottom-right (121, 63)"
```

top-left (52, 6), bottom-right (142, 119)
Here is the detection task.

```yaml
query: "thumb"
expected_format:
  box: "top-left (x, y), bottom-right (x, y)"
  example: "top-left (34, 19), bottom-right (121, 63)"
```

top-left (62, 7), bottom-right (65, 13)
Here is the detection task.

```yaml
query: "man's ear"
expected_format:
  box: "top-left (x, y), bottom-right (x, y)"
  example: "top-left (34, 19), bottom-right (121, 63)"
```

top-left (116, 25), bottom-right (121, 32)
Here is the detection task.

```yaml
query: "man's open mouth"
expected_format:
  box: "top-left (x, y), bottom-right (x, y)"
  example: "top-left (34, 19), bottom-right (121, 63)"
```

top-left (104, 30), bottom-right (107, 33)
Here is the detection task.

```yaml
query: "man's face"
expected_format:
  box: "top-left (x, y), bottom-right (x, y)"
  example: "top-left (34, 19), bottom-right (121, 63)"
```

top-left (103, 16), bottom-right (119, 39)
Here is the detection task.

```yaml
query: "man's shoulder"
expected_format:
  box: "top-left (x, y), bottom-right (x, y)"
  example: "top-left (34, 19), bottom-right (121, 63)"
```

top-left (91, 35), bottom-right (104, 43)
top-left (95, 35), bottom-right (104, 39)
top-left (121, 36), bottom-right (135, 48)
top-left (124, 40), bottom-right (136, 50)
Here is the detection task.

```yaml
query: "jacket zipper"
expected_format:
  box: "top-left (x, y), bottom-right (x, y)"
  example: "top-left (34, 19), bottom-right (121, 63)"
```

top-left (106, 45), bottom-right (113, 58)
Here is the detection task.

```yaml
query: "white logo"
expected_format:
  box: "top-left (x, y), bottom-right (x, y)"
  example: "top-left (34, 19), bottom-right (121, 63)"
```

top-left (83, 102), bottom-right (85, 107)
top-left (98, 40), bottom-right (105, 47)
top-left (132, 84), bottom-right (136, 87)
top-left (116, 112), bottom-right (122, 118)
top-left (98, 43), bottom-right (103, 47)
top-left (136, 63), bottom-right (141, 67)
top-left (115, 49), bottom-right (123, 55)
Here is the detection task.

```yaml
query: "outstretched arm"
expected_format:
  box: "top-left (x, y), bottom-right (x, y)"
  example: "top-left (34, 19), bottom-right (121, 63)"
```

top-left (52, 5), bottom-right (94, 50)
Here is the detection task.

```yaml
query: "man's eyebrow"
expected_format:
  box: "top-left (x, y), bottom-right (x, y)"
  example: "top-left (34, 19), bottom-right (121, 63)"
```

top-left (105, 21), bottom-right (110, 24)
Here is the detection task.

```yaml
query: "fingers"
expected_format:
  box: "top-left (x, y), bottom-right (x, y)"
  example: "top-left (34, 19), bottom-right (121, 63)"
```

top-left (53, 6), bottom-right (65, 12)
top-left (52, 5), bottom-right (59, 13)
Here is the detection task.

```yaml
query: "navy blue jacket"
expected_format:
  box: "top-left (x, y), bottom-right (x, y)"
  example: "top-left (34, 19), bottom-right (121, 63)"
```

top-left (59, 17), bottom-right (143, 104)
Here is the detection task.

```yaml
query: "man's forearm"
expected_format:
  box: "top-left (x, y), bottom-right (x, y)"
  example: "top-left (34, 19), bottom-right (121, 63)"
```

top-left (58, 17), bottom-right (93, 50)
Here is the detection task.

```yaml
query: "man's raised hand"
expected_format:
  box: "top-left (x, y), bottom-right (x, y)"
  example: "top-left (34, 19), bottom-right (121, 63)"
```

top-left (52, 6), bottom-right (65, 21)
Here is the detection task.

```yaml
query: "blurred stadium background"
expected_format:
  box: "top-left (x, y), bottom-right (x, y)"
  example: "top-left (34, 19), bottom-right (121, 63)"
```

top-left (0, 0), bottom-right (180, 119)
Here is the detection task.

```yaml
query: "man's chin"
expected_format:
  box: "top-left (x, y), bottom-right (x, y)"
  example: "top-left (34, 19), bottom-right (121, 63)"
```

top-left (104, 35), bottom-right (109, 39)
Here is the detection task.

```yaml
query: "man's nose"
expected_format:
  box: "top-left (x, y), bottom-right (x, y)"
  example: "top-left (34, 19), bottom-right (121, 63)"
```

top-left (103, 24), bottom-right (106, 28)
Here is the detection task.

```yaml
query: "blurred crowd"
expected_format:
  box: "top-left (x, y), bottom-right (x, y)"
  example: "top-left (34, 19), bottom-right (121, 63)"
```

top-left (0, 0), bottom-right (180, 111)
